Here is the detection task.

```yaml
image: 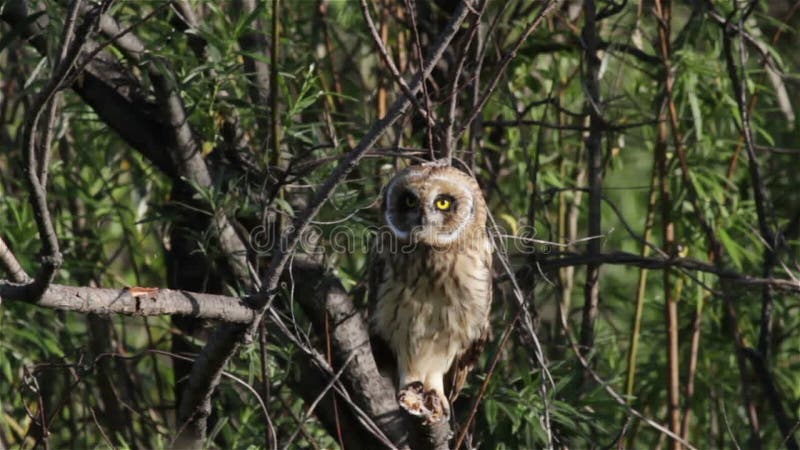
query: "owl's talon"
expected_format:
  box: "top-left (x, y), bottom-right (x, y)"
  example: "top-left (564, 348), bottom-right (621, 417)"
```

top-left (423, 390), bottom-right (449, 424)
top-left (398, 382), bottom-right (428, 417)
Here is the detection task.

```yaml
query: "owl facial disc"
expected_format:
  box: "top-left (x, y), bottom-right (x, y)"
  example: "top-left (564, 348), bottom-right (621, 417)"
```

top-left (382, 165), bottom-right (482, 248)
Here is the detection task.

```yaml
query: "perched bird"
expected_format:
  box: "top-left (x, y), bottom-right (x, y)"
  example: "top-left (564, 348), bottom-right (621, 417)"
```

top-left (369, 161), bottom-right (493, 424)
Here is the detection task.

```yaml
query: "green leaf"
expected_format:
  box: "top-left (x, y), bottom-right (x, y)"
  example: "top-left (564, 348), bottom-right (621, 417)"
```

top-left (686, 72), bottom-right (704, 141)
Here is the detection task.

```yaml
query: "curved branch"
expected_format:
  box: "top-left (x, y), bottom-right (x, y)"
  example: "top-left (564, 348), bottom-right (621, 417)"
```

top-left (0, 237), bottom-right (29, 284)
top-left (18, 0), bottom-right (108, 299)
top-left (287, 258), bottom-right (410, 449)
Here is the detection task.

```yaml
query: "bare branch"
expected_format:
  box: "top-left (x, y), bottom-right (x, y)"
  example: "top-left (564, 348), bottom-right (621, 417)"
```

top-left (38, 0), bottom-right (82, 189)
top-left (0, 283), bottom-right (257, 323)
top-left (404, 0), bottom-right (436, 158)
top-left (2, 252), bottom-right (791, 325)
top-left (286, 258), bottom-right (411, 448)
top-left (19, 0), bottom-right (109, 299)
top-left (269, 0), bottom-right (281, 167)
top-left (443, 1), bottom-right (486, 164)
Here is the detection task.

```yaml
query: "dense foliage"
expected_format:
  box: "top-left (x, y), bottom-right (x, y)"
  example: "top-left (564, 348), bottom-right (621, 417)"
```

top-left (1, 0), bottom-right (799, 449)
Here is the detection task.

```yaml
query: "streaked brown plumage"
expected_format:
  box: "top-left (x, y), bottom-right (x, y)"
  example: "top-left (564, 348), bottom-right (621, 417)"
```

top-left (369, 162), bottom-right (492, 423)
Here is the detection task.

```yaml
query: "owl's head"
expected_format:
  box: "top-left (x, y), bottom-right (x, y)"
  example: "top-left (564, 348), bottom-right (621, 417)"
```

top-left (381, 162), bottom-right (487, 247)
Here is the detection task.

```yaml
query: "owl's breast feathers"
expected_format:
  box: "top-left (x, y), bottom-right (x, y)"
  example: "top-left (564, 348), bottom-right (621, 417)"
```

top-left (369, 235), bottom-right (492, 399)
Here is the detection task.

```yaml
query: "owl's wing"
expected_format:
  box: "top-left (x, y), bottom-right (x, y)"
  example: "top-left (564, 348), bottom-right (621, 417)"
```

top-left (445, 260), bottom-right (493, 402)
top-left (445, 323), bottom-right (489, 402)
top-left (366, 234), bottom-right (383, 310)
top-left (366, 235), bottom-right (397, 374)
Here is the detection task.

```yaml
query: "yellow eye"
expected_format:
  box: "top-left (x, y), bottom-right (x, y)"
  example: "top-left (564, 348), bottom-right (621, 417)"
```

top-left (435, 197), bottom-right (452, 211)
top-left (403, 195), bottom-right (417, 208)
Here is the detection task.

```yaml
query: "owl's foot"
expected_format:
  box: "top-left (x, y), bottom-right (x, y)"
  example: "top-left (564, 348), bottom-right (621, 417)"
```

top-left (398, 381), bottom-right (429, 417)
top-left (423, 389), bottom-right (450, 424)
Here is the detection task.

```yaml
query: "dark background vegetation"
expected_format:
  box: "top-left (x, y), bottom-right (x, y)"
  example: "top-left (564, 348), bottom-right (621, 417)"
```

top-left (1, 0), bottom-right (799, 449)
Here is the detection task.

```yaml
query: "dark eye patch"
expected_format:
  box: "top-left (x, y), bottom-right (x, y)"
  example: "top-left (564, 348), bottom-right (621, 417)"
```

top-left (399, 191), bottom-right (418, 209)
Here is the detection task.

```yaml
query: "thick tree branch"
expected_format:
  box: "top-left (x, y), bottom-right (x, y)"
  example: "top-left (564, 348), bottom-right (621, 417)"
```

top-left (3, 250), bottom-right (795, 324)
top-left (287, 258), bottom-right (412, 449)
top-left (0, 283), bottom-right (257, 323)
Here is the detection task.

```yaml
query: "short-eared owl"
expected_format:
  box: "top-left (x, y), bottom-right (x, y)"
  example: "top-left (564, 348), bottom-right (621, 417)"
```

top-left (369, 161), bottom-right (492, 423)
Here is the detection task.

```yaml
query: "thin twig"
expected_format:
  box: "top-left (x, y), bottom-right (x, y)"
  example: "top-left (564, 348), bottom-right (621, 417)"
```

top-left (275, 393), bottom-right (322, 450)
top-left (270, 0), bottom-right (281, 166)
top-left (281, 353), bottom-right (356, 450)
top-left (455, 0), bottom-right (566, 141)
top-left (725, 5), bottom-right (779, 358)
top-left (558, 302), bottom-right (700, 450)
top-left (486, 208), bottom-right (556, 448)
top-left (258, 323), bottom-right (277, 450)
top-left (453, 307), bottom-right (522, 450)
top-left (652, 2), bottom-right (681, 445)
top-left (464, 5), bottom-right (484, 170)
top-left (443, 1), bottom-right (486, 164)
top-left (623, 150), bottom-right (659, 401)
top-left (359, 0), bottom-right (435, 127)
top-left (324, 311), bottom-right (345, 450)
top-left (483, 117), bottom-right (658, 131)
top-left (531, 251), bottom-right (800, 293)
top-left (263, 305), bottom-right (398, 448)
top-left (681, 280), bottom-right (708, 442)
top-left (404, 0), bottom-right (436, 159)
top-left (38, 0), bottom-right (82, 189)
